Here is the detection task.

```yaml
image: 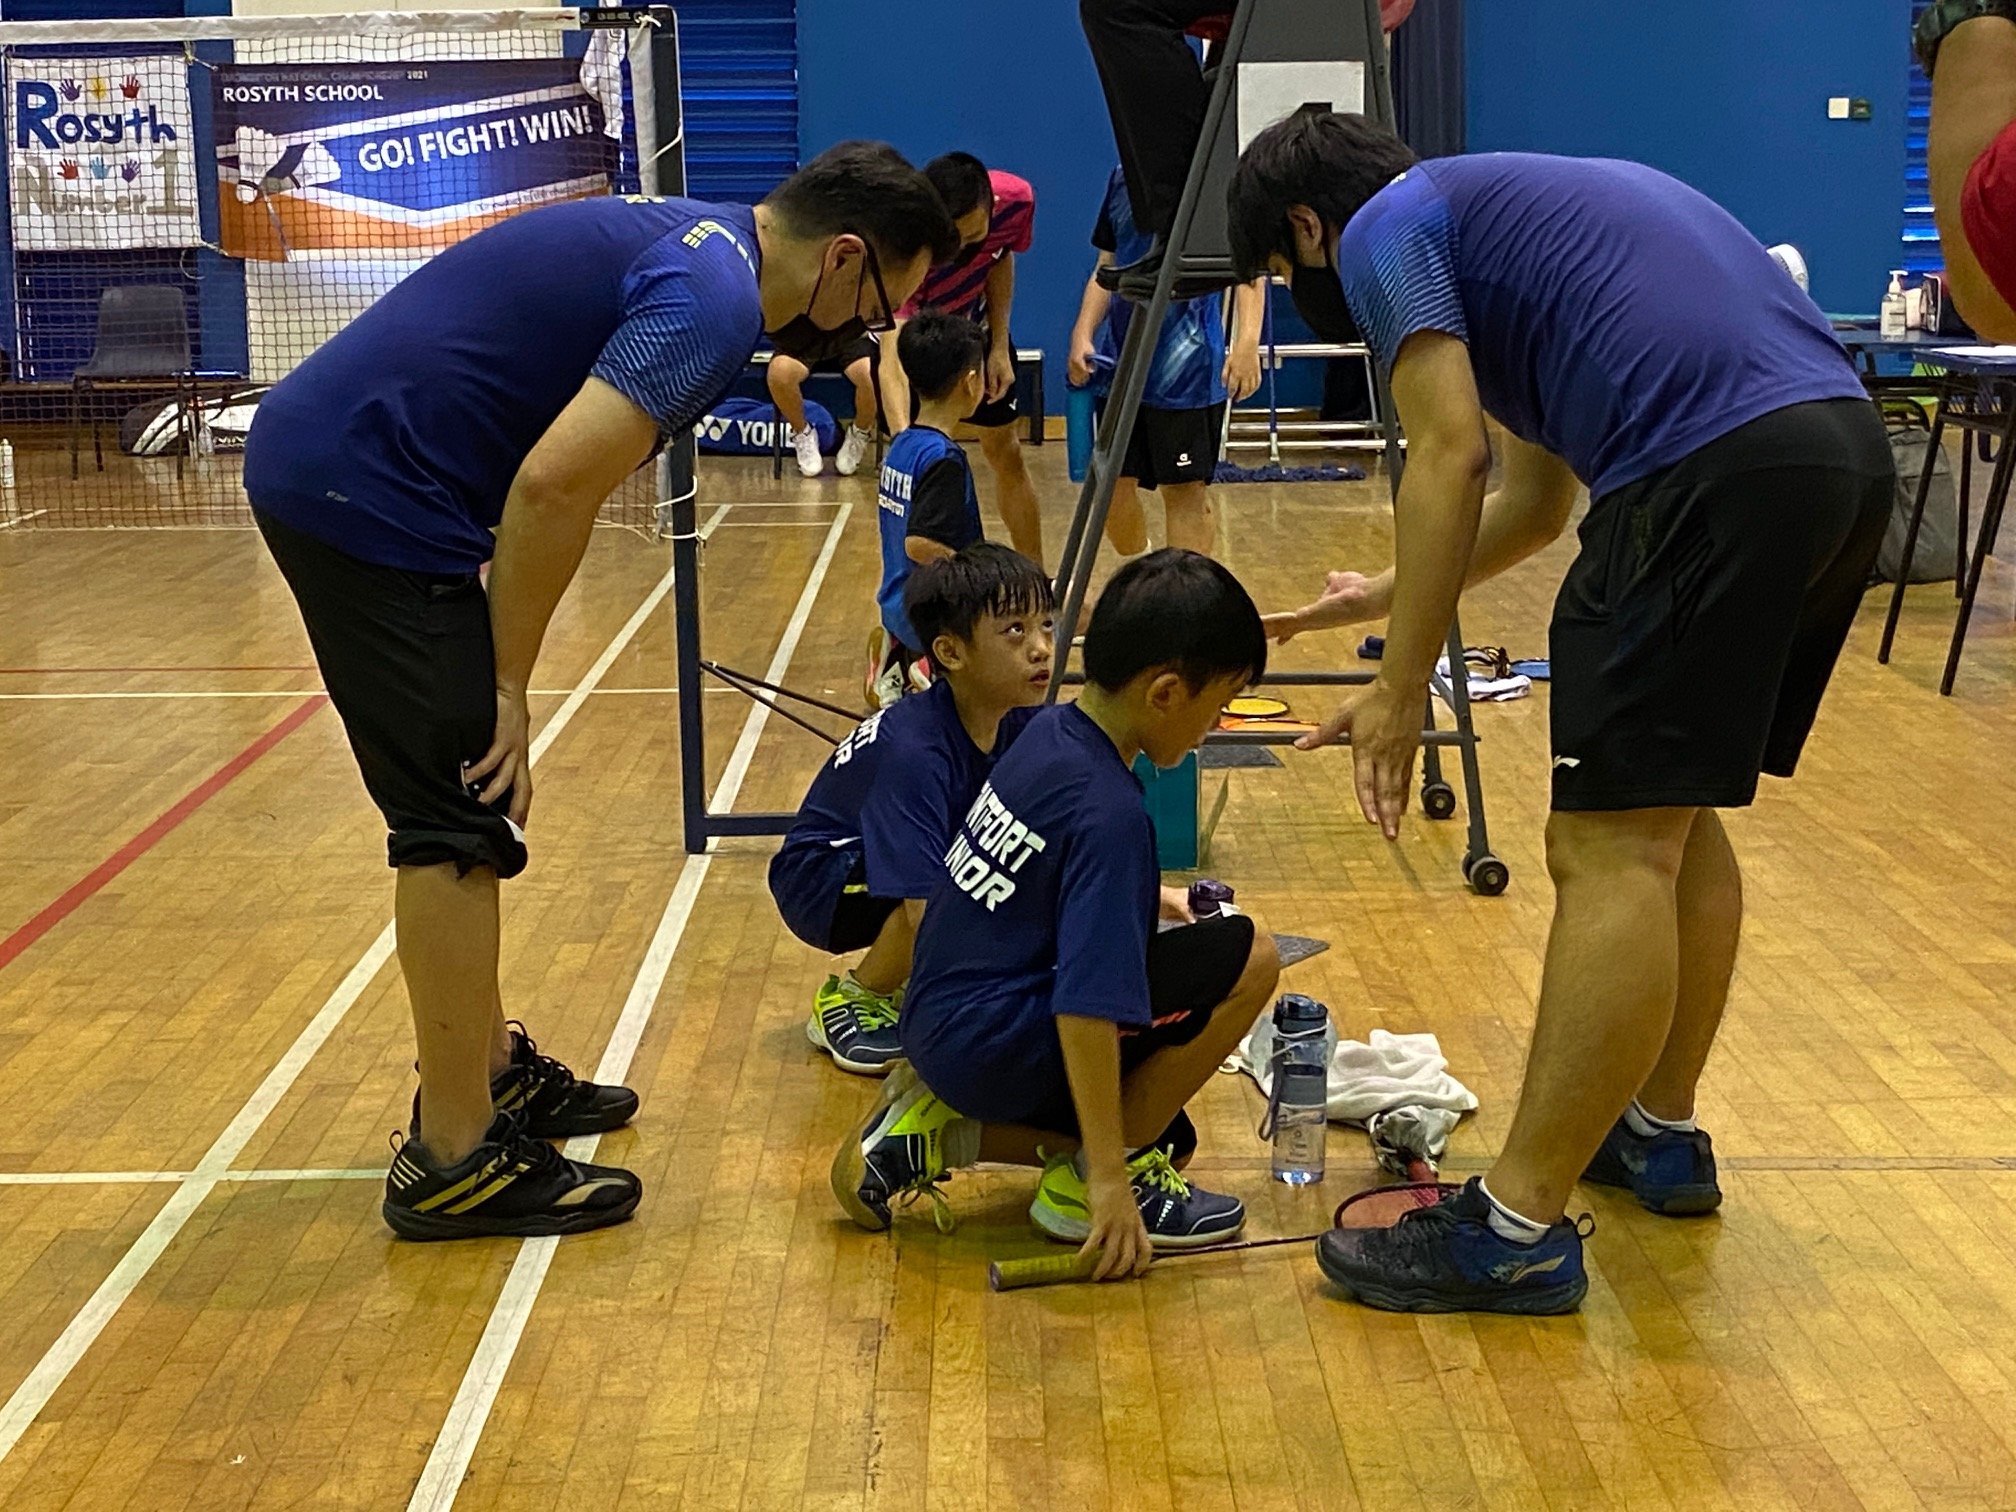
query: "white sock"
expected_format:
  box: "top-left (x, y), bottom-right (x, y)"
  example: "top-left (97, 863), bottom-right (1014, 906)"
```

top-left (1624, 1099), bottom-right (1696, 1137)
top-left (1478, 1179), bottom-right (1549, 1246)
top-left (941, 1116), bottom-right (982, 1170)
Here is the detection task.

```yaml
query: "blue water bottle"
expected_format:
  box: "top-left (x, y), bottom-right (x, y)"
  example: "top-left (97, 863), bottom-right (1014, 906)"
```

top-left (1266, 994), bottom-right (1331, 1185)
top-left (1065, 381), bottom-right (1095, 483)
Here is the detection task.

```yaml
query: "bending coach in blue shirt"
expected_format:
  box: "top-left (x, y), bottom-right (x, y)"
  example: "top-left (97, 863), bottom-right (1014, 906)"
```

top-left (1232, 110), bottom-right (1894, 1315)
top-left (244, 143), bottom-right (955, 1243)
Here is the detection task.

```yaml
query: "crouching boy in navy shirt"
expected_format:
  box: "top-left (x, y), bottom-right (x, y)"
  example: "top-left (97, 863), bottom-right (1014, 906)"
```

top-left (832, 550), bottom-right (1282, 1277)
top-left (771, 543), bottom-right (1054, 1074)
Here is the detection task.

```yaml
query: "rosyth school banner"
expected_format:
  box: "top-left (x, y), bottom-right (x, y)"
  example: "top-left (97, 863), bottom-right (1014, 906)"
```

top-left (7, 55), bottom-right (202, 251)
top-left (214, 58), bottom-right (621, 261)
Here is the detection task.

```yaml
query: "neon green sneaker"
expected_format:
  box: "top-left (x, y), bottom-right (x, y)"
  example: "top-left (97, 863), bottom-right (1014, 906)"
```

top-left (1029, 1146), bottom-right (1246, 1250)
top-left (806, 974), bottom-right (904, 1076)
top-left (830, 1065), bottom-right (961, 1233)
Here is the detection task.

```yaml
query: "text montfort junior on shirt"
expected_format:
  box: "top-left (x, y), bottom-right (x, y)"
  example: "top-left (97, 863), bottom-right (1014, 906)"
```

top-left (943, 782), bottom-right (1047, 912)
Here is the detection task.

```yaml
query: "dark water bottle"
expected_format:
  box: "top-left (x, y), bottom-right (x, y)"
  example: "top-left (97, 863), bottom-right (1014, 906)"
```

top-left (1267, 993), bottom-right (1330, 1185)
top-left (1189, 878), bottom-right (1235, 918)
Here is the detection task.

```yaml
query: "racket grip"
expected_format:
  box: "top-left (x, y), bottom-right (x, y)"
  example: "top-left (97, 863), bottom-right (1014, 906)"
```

top-left (988, 1251), bottom-right (1100, 1291)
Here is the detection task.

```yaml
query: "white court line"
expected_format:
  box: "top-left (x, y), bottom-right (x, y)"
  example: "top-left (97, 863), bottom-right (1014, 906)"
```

top-left (0, 1169), bottom-right (384, 1186)
top-left (0, 509), bottom-right (49, 532)
top-left (407, 501), bottom-right (855, 1512)
top-left (0, 505), bottom-right (729, 1467)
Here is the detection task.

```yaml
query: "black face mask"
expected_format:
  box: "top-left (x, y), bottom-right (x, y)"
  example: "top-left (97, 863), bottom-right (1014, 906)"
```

top-left (1289, 243), bottom-right (1360, 346)
top-left (768, 235), bottom-right (892, 365)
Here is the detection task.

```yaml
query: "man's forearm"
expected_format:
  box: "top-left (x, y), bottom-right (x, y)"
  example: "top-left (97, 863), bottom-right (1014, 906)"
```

top-left (1377, 455), bottom-right (1489, 690)
top-left (883, 338), bottom-right (913, 434)
top-left (486, 485), bottom-right (600, 694)
top-left (1333, 479), bottom-right (1568, 630)
top-left (984, 256), bottom-right (1016, 348)
top-left (1056, 1014), bottom-right (1127, 1177)
top-left (1230, 279), bottom-right (1266, 352)
top-left (1072, 273), bottom-right (1113, 352)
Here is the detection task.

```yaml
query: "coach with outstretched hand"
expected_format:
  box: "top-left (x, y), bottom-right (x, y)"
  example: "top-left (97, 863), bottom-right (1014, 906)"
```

top-left (1919, 0), bottom-right (2016, 340)
top-left (243, 144), bottom-right (954, 1242)
top-left (1232, 110), bottom-right (1891, 1315)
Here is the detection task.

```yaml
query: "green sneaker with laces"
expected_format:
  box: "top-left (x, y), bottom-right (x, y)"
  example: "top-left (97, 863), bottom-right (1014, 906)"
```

top-left (806, 973), bottom-right (904, 1076)
top-left (1029, 1144), bottom-right (1246, 1250)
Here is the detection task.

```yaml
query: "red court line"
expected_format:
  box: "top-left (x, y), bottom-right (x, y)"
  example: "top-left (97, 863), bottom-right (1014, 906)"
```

top-left (0, 665), bottom-right (318, 675)
top-left (0, 694), bottom-right (329, 975)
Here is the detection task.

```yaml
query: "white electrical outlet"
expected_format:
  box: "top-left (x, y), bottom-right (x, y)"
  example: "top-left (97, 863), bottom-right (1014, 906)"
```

top-left (1828, 96), bottom-right (1852, 120)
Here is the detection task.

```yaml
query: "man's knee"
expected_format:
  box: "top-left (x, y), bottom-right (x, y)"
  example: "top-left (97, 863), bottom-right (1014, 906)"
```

top-left (1235, 919), bottom-right (1280, 999)
top-left (979, 425), bottom-right (1029, 474)
top-left (1545, 808), bottom-right (1696, 887)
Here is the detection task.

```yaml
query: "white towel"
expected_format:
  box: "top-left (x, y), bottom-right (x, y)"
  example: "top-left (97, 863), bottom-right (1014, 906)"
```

top-left (1434, 656), bottom-right (1532, 704)
top-left (1229, 1023), bottom-right (1477, 1125)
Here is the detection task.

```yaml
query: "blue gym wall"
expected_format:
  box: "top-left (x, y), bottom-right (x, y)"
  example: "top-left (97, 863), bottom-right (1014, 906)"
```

top-left (795, 0), bottom-right (1116, 406)
top-left (1466, 0), bottom-right (1913, 318)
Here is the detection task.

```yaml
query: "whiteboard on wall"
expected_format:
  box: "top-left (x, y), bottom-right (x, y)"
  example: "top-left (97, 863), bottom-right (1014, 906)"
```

top-left (1237, 61), bottom-right (1367, 154)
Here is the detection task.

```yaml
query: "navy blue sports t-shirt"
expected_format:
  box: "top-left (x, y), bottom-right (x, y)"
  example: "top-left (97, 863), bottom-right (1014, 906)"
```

top-left (245, 196), bottom-right (764, 573)
top-left (876, 426), bottom-right (982, 653)
top-left (900, 704), bottom-right (1159, 1122)
top-left (1092, 165), bottom-right (1227, 412)
top-left (770, 681), bottom-right (1036, 947)
top-left (1335, 154), bottom-right (1866, 500)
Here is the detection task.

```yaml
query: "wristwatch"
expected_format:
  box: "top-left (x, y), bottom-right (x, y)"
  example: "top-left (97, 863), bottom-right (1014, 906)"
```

top-left (1915, 0), bottom-right (2016, 78)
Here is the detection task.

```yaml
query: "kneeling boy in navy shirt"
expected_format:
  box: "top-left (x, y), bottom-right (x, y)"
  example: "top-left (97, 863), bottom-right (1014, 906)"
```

top-left (771, 543), bottom-right (1054, 1074)
top-left (833, 551), bottom-right (1282, 1276)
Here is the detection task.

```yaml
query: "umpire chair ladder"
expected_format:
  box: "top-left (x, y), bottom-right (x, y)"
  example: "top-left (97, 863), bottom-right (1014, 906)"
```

top-left (1052, 0), bottom-right (1507, 895)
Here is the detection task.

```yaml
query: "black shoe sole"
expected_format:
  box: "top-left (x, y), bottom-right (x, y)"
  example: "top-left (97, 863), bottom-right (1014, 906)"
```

top-left (382, 1187), bottom-right (640, 1242)
top-left (1314, 1244), bottom-right (1587, 1315)
top-left (1582, 1160), bottom-right (1722, 1217)
top-left (517, 1091), bottom-right (641, 1140)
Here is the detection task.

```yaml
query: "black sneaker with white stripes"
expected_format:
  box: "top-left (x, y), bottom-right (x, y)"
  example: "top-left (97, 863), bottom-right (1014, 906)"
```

top-left (492, 1022), bottom-right (638, 1138)
top-left (383, 1112), bottom-right (641, 1242)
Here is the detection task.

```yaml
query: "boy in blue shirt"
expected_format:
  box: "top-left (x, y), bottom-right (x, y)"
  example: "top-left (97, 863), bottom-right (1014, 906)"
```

top-left (773, 544), bottom-right (1054, 1074)
top-left (832, 551), bottom-right (1283, 1277)
top-left (869, 311), bottom-right (989, 707)
top-left (1067, 164), bottom-right (1267, 556)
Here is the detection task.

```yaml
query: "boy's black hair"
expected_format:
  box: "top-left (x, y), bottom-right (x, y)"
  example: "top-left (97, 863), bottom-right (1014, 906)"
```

top-left (906, 541), bottom-right (1054, 652)
top-left (1228, 108), bottom-right (1418, 281)
top-left (897, 308), bottom-right (988, 403)
top-left (923, 151), bottom-right (995, 224)
top-left (1083, 548), bottom-right (1267, 693)
top-left (765, 140), bottom-right (961, 270)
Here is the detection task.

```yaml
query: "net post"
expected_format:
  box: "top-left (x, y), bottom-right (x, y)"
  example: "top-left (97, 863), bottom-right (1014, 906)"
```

top-left (628, 7), bottom-right (708, 853)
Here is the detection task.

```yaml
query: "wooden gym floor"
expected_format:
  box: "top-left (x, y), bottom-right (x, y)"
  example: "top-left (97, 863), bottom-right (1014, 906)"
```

top-left (1, 440), bottom-right (2014, 1511)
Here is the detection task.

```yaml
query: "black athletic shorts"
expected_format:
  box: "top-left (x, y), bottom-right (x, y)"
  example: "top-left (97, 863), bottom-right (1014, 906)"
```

top-left (800, 333), bottom-right (879, 377)
top-left (768, 840), bottom-right (899, 954)
top-left (254, 510), bottom-right (528, 878)
top-left (1097, 399), bottom-right (1226, 489)
top-left (1549, 398), bottom-right (1893, 812)
top-left (915, 912), bottom-right (1256, 1133)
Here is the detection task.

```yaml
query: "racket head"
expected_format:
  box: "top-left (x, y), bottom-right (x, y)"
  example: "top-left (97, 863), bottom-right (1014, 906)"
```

top-left (1223, 695), bottom-right (1291, 719)
top-left (989, 1251), bottom-right (1098, 1291)
top-left (1331, 1181), bottom-right (1462, 1229)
